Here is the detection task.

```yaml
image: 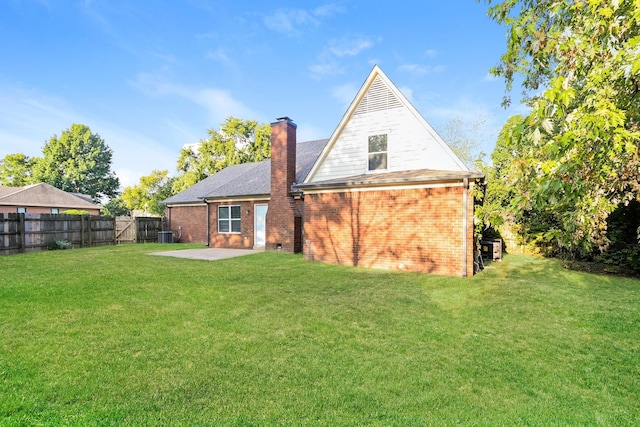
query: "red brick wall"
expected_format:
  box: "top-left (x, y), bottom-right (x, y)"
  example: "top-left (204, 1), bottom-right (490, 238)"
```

top-left (167, 205), bottom-right (207, 244)
top-left (303, 185), bottom-right (475, 276)
top-left (209, 201), bottom-right (260, 249)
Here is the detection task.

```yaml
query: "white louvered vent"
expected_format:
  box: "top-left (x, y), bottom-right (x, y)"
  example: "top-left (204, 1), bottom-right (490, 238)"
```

top-left (354, 75), bottom-right (402, 115)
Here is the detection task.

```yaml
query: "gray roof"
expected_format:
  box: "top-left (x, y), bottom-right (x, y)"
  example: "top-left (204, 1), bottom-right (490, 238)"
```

top-left (164, 139), bottom-right (328, 204)
top-left (0, 183), bottom-right (100, 209)
top-left (295, 169), bottom-right (485, 190)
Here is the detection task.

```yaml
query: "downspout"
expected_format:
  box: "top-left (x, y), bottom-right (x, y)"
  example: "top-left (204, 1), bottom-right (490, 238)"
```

top-left (200, 197), bottom-right (210, 247)
top-left (462, 178), bottom-right (469, 277)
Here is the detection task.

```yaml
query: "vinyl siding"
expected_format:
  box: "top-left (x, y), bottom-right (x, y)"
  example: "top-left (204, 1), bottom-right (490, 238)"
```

top-left (313, 106), bottom-right (464, 182)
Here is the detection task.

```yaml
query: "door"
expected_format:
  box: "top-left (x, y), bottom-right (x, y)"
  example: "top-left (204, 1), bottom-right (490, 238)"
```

top-left (254, 204), bottom-right (268, 247)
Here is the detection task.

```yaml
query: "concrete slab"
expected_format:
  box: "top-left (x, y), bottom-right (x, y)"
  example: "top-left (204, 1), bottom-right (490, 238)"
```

top-left (149, 247), bottom-right (261, 261)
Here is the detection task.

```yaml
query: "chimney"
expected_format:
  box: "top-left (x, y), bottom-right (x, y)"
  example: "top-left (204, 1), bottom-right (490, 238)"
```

top-left (266, 117), bottom-right (302, 252)
top-left (270, 117), bottom-right (297, 198)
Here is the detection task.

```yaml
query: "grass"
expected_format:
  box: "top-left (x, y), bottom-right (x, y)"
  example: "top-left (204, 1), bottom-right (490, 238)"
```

top-left (1, 244), bottom-right (639, 426)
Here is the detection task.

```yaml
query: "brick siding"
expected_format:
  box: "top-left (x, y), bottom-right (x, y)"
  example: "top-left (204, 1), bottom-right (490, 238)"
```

top-left (208, 201), bottom-right (262, 249)
top-left (303, 185), bottom-right (475, 276)
top-left (167, 205), bottom-right (207, 244)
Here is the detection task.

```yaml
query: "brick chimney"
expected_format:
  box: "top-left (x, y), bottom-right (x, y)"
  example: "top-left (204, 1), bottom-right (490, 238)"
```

top-left (266, 117), bottom-right (302, 252)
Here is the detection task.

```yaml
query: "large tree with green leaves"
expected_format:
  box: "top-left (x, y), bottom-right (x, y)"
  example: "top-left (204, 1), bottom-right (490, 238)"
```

top-left (172, 117), bottom-right (271, 193)
top-left (121, 170), bottom-right (175, 217)
top-left (34, 124), bottom-right (120, 201)
top-left (0, 153), bottom-right (39, 187)
top-left (485, 0), bottom-right (640, 252)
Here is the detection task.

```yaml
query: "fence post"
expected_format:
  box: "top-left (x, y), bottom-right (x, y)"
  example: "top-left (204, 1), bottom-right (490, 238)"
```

top-left (88, 216), bottom-right (93, 247)
top-left (112, 216), bottom-right (117, 246)
top-left (18, 213), bottom-right (26, 253)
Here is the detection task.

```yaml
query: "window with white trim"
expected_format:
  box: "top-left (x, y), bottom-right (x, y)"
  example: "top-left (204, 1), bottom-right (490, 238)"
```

top-left (51, 208), bottom-right (59, 214)
top-left (218, 205), bottom-right (241, 233)
top-left (368, 134), bottom-right (388, 171)
top-left (17, 207), bottom-right (26, 213)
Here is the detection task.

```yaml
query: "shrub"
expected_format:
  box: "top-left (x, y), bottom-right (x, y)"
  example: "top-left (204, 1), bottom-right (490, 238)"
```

top-left (61, 210), bottom-right (90, 215)
top-left (48, 239), bottom-right (72, 250)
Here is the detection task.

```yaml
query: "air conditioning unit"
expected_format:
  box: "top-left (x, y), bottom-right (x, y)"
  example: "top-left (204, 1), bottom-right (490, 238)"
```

top-left (157, 231), bottom-right (174, 244)
top-left (481, 239), bottom-right (502, 261)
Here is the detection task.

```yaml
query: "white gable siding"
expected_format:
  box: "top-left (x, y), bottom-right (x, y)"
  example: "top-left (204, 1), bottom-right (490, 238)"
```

top-left (312, 105), bottom-right (464, 182)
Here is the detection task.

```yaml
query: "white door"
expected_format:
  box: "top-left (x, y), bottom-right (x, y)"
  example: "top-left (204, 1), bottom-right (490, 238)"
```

top-left (254, 204), bottom-right (268, 247)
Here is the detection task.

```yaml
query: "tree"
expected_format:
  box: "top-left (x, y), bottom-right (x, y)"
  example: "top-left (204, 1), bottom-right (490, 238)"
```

top-left (101, 197), bottom-right (131, 216)
top-left (485, 0), bottom-right (640, 252)
top-left (34, 124), bottom-right (120, 201)
top-left (0, 153), bottom-right (39, 187)
top-left (441, 115), bottom-right (487, 169)
top-left (172, 117), bottom-right (271, 193)
top-left (121, 170), bottom-right (175, 217)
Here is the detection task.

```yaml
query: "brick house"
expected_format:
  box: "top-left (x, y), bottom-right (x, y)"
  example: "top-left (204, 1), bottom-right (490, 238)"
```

top-left (164, 65), bottom-right (483, 276)
top-left (0, 182), bottom-right (100, 215)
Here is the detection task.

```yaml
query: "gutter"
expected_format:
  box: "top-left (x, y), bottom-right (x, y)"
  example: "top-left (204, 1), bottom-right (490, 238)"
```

top-left (462, 178), bottom-right (469, 277)
top-left (199, 197), bottom-right (210, 247)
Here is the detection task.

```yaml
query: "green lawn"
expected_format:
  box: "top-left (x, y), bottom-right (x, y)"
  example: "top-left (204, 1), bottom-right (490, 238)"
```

top-left (1, 244), bottom-right (639, 426)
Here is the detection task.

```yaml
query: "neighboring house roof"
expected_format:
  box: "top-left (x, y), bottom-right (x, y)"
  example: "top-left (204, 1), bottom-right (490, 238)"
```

top-left (163, 139), bottom-right (328, 205)
top-left (0, 183), bottom-right (100, 210)
top-left (296, 169), bottom-right (485, 191)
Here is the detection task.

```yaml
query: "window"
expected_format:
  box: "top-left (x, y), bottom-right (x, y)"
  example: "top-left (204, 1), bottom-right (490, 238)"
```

top-left (218, 205), bottom-right (241, 233)
top-left (368, 134), bottom-right (388, 171)
top-left (51, 208), bottom-right (59, 214)
top-left (17, 207), bottom-right (26, 213)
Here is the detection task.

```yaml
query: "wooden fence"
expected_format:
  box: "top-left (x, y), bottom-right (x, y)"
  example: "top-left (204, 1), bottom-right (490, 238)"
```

top-left (0, 213), bottom-right (116, 255)
top-left (115, 216), bottom-right (165, 244)
top-left (0, 214), bottom-right (169, 255)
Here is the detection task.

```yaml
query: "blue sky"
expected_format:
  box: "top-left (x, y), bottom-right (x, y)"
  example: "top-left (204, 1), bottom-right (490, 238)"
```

top-left (0, 0), bottom-right (526, 188)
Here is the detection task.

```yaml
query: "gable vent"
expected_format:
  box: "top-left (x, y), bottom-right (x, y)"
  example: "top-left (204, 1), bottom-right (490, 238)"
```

top-left (354, 75), bottom-right (402, 115)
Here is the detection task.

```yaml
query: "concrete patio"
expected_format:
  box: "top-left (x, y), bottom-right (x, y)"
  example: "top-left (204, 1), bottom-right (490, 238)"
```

top-left (149, 247), bottom-right (261, 261)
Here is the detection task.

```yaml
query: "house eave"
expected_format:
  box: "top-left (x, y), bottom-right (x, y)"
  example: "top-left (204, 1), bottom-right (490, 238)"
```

top-left (295, 170), bottom-right (484, 193)
top-left (202, 194), bottom-right (271, 203)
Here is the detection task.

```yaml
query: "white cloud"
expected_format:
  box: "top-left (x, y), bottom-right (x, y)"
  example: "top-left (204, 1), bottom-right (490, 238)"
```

top-left (206, 47), bottom-right (233, 65)
top-left (131, 72), bottom-right (256, 123)
top-left (424, 49), bottom-right (438, 58)
top-left (397, 63), bottom-right (445, 76)
top-left (312, 3), bottom-right (345, 17)
top-left (328, 37), bottom-right (373, 57)
top-left (263, 9), bottom-right (318, 36)
top-left (263, 4), bottom-right (345, 36)
top-left (310, 36), bottom-right (375, 77)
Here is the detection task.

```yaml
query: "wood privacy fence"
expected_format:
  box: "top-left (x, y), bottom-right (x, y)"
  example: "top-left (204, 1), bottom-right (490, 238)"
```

top-left (0, 214), bottom-right (168, 255)
top-left (115, 216), bottom-right (165, 244)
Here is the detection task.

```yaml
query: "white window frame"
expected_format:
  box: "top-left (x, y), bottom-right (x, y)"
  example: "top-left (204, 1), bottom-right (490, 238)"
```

top-left (17, 207), bottom-right (26, 213)
top-left (218, 205), bottom-right (241, 234)
top-left (367, 133), bottom-right (388, 172)
top-left (51, 208), bottom-right (59, 214)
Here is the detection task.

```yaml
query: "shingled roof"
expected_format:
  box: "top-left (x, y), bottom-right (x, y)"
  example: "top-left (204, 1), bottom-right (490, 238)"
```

top-left (164, 139), bottom-right (328, 204)
top-left (0, 183), bottom-right (100, 210)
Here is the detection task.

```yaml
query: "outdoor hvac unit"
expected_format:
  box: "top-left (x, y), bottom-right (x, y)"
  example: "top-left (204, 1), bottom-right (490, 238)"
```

top-left (157, 231), bottom-right (174, 244)
top-left (481, 239), bottom-right (502, 261)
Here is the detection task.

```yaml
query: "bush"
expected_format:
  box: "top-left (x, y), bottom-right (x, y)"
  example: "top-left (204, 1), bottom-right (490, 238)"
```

top-left (48, 239), bottom-right (72, 250)
top-left (61, 210), bottom-right (89, 215)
